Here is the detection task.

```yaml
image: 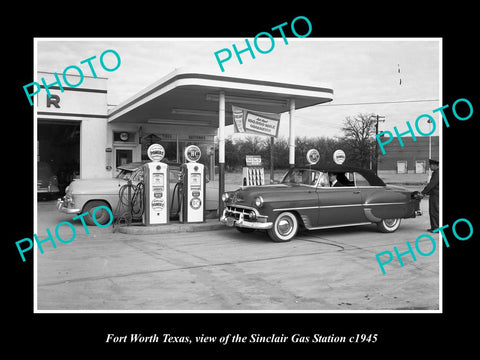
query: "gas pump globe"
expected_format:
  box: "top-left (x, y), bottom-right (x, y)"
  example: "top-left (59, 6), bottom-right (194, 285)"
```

top-left (143, 144), bottom-right (170, 225)
top-left (179, 145), bottom-right (205, 223)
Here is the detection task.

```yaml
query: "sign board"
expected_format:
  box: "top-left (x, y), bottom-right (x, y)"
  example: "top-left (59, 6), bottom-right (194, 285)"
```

top-left (232, 105), bottom-right (280, 138)
top-left (245, 155), bottom-right (262, 166)
top-left (36, 72), bottom-right (107, 116)
top-left (333, 149), bottom-right (346, 164)
top-left (185, 145), bottom-right (201, 163)
top-left (306, 149), bottom-right (320, 165)
top-left (147, 143), bottom-right (165, 162)
top-left (244, 112), bottom-right (279, 137)
top-left (233, 108), bottom-right (245, 133)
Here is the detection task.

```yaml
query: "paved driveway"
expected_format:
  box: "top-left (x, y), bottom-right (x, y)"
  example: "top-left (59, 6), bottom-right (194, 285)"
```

top-left (36, 199), bottom-right (439, 311)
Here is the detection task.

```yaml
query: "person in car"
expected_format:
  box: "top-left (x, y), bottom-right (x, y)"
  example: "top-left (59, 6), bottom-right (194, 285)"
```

top-left (329, 173), bottom-right (342, 187)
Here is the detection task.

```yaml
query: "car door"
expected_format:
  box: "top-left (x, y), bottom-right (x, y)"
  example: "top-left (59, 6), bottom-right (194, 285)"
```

top-left (316, 172), bottom-right (365, 227)
top-left (272, 169), bottom-right (320, 229)
top-left (292, 186), bottom-right (321, 228)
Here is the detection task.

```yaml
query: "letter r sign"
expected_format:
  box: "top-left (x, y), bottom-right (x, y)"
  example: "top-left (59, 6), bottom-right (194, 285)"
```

top-left (46, 94), bottom-right (61, 108)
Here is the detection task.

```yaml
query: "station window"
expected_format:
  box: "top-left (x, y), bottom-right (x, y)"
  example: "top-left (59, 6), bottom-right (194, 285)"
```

top-left (415, 160), bottom-right (426, 174)
top-left (116, 149), bottom-right (132, 167)
top-left (141, 140), bottom-right (177, 162)
top-left (396, 160), bottom-right (408, 174)
top-left (140, 134), bottom-right (214, 166)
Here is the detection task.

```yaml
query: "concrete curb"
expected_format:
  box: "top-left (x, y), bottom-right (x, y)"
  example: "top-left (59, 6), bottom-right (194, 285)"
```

top-left (116, 218), bottom-right (226, 235)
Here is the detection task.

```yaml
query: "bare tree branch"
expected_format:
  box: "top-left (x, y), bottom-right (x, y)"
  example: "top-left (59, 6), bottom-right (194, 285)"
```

top-left (341, 113), bottom-right (376, 168)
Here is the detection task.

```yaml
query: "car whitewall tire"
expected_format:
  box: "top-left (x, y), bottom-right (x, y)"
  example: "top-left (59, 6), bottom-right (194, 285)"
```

top-left (377, 218), bottom-right (401, 233)
top-left (82, 200), bottom-right (111, 226)
top-left (267, 211), bottom-right (299, 242)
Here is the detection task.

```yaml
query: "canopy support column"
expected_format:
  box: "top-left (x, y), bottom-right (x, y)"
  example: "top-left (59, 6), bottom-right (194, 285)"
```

top-left (218, 91), bottom-right (225, 218)
top-left (288, 98), bottom-right (296, 168)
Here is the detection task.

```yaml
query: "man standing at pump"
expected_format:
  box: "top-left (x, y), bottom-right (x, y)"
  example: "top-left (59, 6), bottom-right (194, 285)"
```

top-left (421, 159), bottom-right (439, 232)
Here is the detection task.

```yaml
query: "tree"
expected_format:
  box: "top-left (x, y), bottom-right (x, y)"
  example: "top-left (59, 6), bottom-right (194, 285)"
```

top-left (221, 134), bottom-right (347, 171)
top-left (224, 137), bottom-right (242, 170)
top-left (341, 113), bottom-right (376, 168)
top-left (295, 136), bottom-right (343, 165)
top-left (240, 135), bottom-right (267, 155)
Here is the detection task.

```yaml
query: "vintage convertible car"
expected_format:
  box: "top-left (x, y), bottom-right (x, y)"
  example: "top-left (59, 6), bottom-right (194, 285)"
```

top-left (220, 164), bottom-right (423, 242)
top-left (57, 161), bottom-right (218, 225)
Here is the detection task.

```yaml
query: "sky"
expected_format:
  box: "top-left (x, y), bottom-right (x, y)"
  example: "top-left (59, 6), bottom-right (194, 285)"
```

top-left (36, 38), bottom-right (441, 140)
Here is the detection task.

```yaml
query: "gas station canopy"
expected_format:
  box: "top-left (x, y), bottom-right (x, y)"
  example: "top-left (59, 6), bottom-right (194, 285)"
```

top-left (107, 68), bottom-right (334, 217)
top-left (107, 68), bottom-right (334, 126)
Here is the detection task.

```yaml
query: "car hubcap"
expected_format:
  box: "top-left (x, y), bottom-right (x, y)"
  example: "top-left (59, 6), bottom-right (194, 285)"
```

top-left (92, 208), bottom-right (107, 223)
top-left (278, 217), bottom-right (293, 236)
top-left (384, 219), bottom-right (397, 227)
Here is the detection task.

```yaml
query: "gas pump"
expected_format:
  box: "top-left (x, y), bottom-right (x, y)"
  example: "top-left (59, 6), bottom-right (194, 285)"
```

top-left (179, 145), bottom-right (205, 223)
top-left (242, 155), bottom-right (265, 186)
top-left (143, 144), bottom-right (170, 225)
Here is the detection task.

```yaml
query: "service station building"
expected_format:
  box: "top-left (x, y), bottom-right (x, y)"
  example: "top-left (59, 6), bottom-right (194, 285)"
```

top-left (36, 69), bottom-right (334, 213)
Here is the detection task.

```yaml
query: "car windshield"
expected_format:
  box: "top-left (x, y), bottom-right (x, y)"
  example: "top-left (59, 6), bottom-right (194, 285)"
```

top-left (281, 168), bottom-right (324, 186)
top-left (116, 169), bottom-right (136, 180)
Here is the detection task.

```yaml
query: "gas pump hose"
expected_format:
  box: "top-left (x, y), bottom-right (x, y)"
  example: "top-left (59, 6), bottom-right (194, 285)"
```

top-left (112, 180), bottom-right (145, 232)
top-left (171, 182), bottom-right (181, 218)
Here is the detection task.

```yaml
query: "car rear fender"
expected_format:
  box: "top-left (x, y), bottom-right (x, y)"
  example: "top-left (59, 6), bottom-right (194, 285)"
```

top-left (362, 187), bottom-right (415, 220)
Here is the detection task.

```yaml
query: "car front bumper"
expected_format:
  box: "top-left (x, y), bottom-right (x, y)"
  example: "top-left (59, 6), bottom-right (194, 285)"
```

top-left (56, 198), bottom-right (81, 214)
top-left (220, 207), bottom-right (273, 230)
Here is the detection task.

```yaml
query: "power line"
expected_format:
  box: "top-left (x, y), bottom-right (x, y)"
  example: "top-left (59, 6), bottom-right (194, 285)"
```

top-left (371, 114), bottom-right (385, 175)
top-left (292, 98), bottom-right (439, 128)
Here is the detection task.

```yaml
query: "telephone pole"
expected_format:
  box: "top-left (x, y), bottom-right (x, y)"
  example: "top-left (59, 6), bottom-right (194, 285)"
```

top-left (371, 114), bottom-right (385, 175)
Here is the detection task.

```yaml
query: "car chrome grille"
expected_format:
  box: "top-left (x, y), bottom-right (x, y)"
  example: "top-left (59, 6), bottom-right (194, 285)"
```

top-left (225, 205), bottom-right (255, 221)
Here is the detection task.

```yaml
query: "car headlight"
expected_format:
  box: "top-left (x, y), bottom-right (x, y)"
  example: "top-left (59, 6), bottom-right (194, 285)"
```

top-left (221, 193), bottom-right (229, 202)
top-left (64, 187), bottom-right (74, 205)
top-left (64, 193), bottom-right (74, 206)
top-left (254, 196), bottom-right (264, 208)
